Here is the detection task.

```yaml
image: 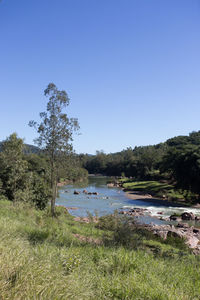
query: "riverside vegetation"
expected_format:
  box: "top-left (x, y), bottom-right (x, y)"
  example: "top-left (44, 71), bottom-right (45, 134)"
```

top-left (0, 84), bottom-right (200, 299)
top-left (82, 131), bottom-right (200, 204)
top-left (0, 199), bottom-right (200, 300)
top-left (119, 180), bottom-right (188, 204)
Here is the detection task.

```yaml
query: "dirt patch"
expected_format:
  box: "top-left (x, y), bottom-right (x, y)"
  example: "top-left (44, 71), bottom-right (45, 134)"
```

top-left (74, 216), bottom-right (98, 223)
top-left (73, 233), bottom-right (102, 245)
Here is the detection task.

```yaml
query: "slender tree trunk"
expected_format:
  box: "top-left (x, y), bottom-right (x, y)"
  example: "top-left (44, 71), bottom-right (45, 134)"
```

top-left (51, 180), bottom-right (56, 217)
top-left (51, 157), bottom-right (56, 217)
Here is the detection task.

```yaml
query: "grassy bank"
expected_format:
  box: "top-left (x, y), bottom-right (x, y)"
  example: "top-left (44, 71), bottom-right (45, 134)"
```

top-left (120, 179), bottom-right (193, 203)
top-left (0, 198), bottom-right (199, 299)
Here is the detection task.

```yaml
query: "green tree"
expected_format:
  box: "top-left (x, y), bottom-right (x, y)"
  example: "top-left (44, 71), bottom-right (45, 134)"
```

top-left (161, 145), bottom-right (200, 199)
top-left (0, 133), bottom-right (29, 202)
top-left (26, 154), bottom-right (51, 209)
top-left (29, 83), bottom-right (79, 216)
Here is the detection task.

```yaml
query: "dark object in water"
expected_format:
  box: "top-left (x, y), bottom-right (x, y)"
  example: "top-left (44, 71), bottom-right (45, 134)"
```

top-left (74, 190), bottom-right (80, 195)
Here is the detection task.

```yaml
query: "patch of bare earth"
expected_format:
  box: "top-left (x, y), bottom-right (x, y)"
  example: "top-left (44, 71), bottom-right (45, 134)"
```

top-left (73, 233), bottom-right (103, 245)
top-left (74, 217), bottom-right (98, 223)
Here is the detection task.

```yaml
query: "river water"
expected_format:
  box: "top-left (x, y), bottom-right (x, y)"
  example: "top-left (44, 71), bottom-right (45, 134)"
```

top-left (56, 176), bottom-right (200, 224)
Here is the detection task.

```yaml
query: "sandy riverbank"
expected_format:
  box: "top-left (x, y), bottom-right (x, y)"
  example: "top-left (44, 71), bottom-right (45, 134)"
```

top-left (125, 190), bottom-right (153, 200)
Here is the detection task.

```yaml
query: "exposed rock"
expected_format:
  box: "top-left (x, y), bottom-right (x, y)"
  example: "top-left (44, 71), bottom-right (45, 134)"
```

top-left (192, 247), bottom-right (200, 255)
top-left (181, 212), bottom-right (195, 220)
top-left (154, 230), bottom-right (168, 239)
top-left (169, 215), bottom-right (181, 221)
top-left (117, 207), bottom-right (200, 253)
top-left (119, 207), bottom-right (148, 217)
top-left (93, 192), bottom-right (99, 195)
top-left (82, 190), bottom-right (99, 195)
top-left (119, 211), bottom-right (128, 215)
top-left (177, 223), bottom-right (189, 228)
top-left (145, 222), bottom-right (200, 252)
top-left (185, 236), bottom-right (200, 249)
top-left (167, 230), bottom-right (184, 239)
top-left (74, 190), bottom-right (80, 195)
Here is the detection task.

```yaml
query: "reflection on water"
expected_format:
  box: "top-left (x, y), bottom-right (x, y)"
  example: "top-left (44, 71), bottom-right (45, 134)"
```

top-left (56, 176), bottom-right (200, 224)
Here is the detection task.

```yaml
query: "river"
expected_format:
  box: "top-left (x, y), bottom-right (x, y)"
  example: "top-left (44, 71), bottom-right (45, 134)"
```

top-left (56, 176), bottom-right (200, 225)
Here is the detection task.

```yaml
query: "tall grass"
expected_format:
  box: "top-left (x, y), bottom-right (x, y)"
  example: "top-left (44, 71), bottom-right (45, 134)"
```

top-left (0, 199), bottom-right (199, 299)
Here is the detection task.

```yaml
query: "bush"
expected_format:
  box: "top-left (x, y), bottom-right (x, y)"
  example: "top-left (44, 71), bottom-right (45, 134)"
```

top-left (96, 211), bottom-right (121, 231)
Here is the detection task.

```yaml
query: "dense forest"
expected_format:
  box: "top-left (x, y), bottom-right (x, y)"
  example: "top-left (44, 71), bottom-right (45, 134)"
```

top-left (81, 131), bottom-right (200, 199)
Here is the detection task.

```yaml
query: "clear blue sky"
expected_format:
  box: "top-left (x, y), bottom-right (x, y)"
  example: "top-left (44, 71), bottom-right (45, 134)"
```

top-left (0, 0), bottom-right (200, 154)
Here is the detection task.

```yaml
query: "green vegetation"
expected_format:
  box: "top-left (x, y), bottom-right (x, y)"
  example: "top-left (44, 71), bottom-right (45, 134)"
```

top-left (82, 131), bottom-right (200, 203)
top-left (0, 199), bottom-right (199, 299)
top-left (0, 86), bottom-right (200, 298)
top-left (0, 133), bottom-right (51, 209)
top-left (0, 132), bottom-right (88, 210)
top-left (29, 83), bottom-right (80, 216)
top-left (121, 180), bottom-right (186, 202)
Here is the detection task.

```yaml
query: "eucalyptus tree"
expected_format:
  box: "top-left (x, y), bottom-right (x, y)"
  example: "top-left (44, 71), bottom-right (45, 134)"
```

top-left (29, 83), bottom-right (79, 216)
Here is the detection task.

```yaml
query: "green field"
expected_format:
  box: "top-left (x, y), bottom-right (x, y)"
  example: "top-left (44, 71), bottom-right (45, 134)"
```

top-left (0, 198), bottom-right (199, 299)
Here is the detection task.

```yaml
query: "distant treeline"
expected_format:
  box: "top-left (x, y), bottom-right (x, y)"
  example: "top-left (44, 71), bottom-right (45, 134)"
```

top-left (80, 131), bottom-right (200, 198)
top-left (0, 142), bottom-right (41, 154)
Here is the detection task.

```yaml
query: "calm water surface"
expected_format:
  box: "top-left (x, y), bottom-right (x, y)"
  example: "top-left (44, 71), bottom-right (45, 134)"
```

top-left (56, 176), bottom-right (200, 224)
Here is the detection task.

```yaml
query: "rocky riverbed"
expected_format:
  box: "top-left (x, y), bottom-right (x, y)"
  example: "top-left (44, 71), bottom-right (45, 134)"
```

top-left (119, 207), bottom-right (200, 253)
top-left (145, 223), bottom-right (200, 254)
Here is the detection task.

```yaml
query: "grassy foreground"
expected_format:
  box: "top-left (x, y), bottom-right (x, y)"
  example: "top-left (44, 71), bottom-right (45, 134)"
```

top-left (0, 199), bottom-right (200, 299)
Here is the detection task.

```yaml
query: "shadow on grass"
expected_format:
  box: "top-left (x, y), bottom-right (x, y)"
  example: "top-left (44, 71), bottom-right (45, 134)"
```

top-left (26, 226), bottom-right (83, 248)
top-left (27, 229), bottom-right (50, 245)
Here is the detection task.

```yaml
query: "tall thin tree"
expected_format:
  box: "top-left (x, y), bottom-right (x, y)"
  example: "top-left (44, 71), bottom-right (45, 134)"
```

top-left (29, 83), bottom-right (79, 216)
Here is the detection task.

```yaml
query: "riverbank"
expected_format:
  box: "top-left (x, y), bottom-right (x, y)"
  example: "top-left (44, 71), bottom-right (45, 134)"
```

top-left (107, 180), bottom-right (188, 207)
top-left (114, 179), bottom-right (199, 207)
top-left (124, 190), bottom-right (193, 208)
top-left (0, 198), bottom-right (200, 299)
